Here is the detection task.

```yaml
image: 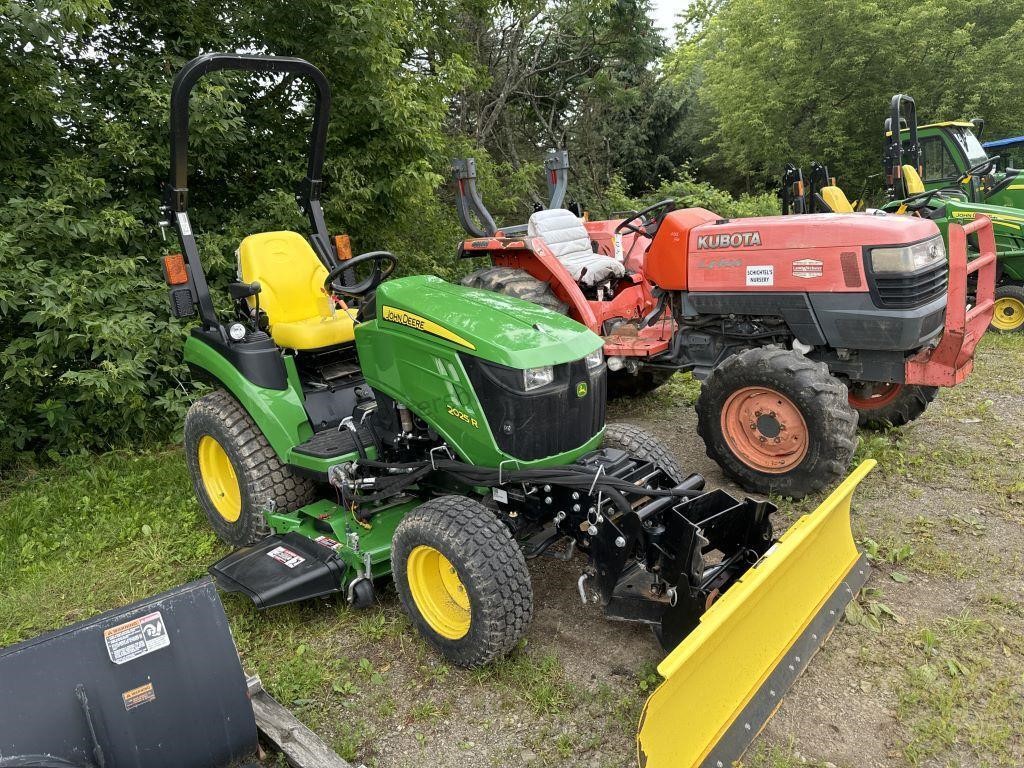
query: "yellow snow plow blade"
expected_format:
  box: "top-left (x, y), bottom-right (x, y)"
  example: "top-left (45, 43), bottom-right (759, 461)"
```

top-left (637, 460), bottom-right (876, 768)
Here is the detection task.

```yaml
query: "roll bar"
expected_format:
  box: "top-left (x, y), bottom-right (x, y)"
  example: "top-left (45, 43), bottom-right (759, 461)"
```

top-left (162, 53), bottom-right (335, 332)
top-left (884, 94), bottom-right (920, 198)
top-left (452, 149), bottom-right (573, 238)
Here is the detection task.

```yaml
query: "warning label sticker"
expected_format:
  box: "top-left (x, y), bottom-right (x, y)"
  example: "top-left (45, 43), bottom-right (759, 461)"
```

top-left (103, 611), bottom-right (170, 665)
top-left (746, 265), bottom-right (774, 286)
top-left (792, 258), bottom-right (824, 279)
top-left (267, 545), bottom-right (305, 568)
top-left (314, 535), bottom-right (342, 552)
top-left (122, 682), bottom-right (157, 711)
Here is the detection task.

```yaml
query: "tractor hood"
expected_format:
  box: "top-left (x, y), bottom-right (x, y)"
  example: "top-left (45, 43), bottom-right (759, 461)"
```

top-left (691, 211), bottom-right (940, 251)
top-left (370, 275), bottom-right (602, 369)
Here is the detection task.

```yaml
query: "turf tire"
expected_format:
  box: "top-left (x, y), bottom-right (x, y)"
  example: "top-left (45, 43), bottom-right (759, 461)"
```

top-left (184, 389), bottom-right (316, 547)
top-left (991, 284), bottom-right (1024, 333)
top-left (602, 422), bottom-right (684, 484)
top-left (696, 348), bottom-right (857, 499)
top-left (462, 266), bottom-right (569, 314)
top-left (392, 495), bottom-right (533, 668)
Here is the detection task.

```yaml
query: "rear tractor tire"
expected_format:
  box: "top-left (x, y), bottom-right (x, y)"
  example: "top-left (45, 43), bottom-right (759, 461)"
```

top-left (602, 422), bottom-right (684, 484)
top-left (847, 381), bottom-right (937, 429)
top-left (991, 284), bottom-right (1024, 333)
top-left (391, 495), bottom-right (533, 668)
top-left (696, 348), bottom-right (857, 499)
top-left (462, 266), bottom-right (569, 315)
top-left (607, 369), bottom-right (673, 400)
top-left (184, 390), bottom-right (316, 547)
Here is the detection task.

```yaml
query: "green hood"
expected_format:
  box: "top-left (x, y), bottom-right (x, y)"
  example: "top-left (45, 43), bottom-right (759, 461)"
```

top-left (372, 275), bottom-right (601, 369)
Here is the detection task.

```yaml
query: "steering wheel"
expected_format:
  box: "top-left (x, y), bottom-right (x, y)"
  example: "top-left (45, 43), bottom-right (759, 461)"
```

top-left (615, 199), bottom-right (677, 237)
top-left (959, 156), bottom-right (999, 183)
top-left (324, 251), bottom-right (397, 299)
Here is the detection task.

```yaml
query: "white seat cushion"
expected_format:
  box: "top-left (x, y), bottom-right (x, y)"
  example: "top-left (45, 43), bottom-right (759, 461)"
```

top-left (527, 209), bottom-right (625, 287)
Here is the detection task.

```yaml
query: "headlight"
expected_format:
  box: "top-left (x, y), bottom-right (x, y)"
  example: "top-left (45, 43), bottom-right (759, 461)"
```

top-left (523, 365), bottom-right (554, 391)
top-left (584, 348), bottom-right (604, 370)
top-left (870, 235), bottom-right (946, 273)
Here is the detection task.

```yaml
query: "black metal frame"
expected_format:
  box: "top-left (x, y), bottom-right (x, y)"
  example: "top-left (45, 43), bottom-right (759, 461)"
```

top-left (163, 53), bottom-right (336, 335)
top-left (884, 93), bottom-right (920, 200)
top-left (451, 149), bottom-right (574, 238)
top-left (780, 163), bottom-right (806, 214)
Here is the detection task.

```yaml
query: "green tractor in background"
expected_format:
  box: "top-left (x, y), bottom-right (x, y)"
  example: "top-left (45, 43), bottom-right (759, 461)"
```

top-left (882, 95), bottom-right (1024, 331)
top-left (782, 94), bottom-right (1024, 332)
top-left (159, 53), bottom-right (873, 768)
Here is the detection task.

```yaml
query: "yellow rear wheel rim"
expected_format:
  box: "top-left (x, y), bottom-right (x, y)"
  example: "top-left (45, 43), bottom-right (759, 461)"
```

top-left (198, 436), bottom-right (242, 523)
top-left (992, 296), bottom-right (1024, 331)
top-left (407, 545), bottom-right (471, 639)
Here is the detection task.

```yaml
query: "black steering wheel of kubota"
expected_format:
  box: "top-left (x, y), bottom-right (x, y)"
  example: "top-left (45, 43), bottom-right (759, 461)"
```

top-left (615, 199), bottom-right (677, 238)
top-left (324, 251), bottom-right (398, 299)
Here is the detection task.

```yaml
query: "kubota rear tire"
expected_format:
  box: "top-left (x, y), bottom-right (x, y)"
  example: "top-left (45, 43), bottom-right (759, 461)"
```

top-left (607, 370), bottom-right (673, 400)
top-left (991, 284), bottom-right (1024, 333)
top-left (392, 495), bottom-right (533, 668)
top-left (602, 422), bottom-right (684, 484)
top-left (847, 381), bottom-right (937, 428)
top-left (184, 390), bottom-right (316, 547)
top-left (462, 266), bottom-right (569, 315)
top-left (696, 348), bottom-right (857, 499)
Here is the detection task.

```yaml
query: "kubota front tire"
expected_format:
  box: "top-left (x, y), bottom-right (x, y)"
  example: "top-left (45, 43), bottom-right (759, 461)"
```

top-left (847, 381), bottom-right (937, 428)
top-left (991, 284), bottom-right (1024, 333)
top-left (696, 348), bottom-right (857, 499)
top-left (462, 266), bottom-right (569, 315)
top-left (184, 390), bottom-right (315, 547)
top-left (392, 495), bottom-right (533, 668)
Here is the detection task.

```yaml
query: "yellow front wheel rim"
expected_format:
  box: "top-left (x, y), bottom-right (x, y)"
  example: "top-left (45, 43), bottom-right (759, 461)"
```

top-left (992, 296), bottom-right (1024, 331)
top-left (407, 546), bottom-right (471, 639)
top-left (198, 436), bottom-right (242, 523)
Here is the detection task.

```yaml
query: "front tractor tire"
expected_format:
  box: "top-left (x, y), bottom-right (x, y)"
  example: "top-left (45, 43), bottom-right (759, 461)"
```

top-left (847, 381), bottom-right (937, 429)
top-left (184, 390), bottom-right (315, 547)
top-left (462, 266), bottom-right (569, 315)
top-left (991, 284), bottom-right (1024, 333)
top-left (696, 348), bottom-right (857, 499)
top-left (391, 495), bottom-right (533, 668)
top-left (602, 422), bottom-right (684, 484)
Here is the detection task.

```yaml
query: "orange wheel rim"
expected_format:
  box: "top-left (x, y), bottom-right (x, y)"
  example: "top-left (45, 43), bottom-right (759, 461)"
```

top-left (720, 387), bottom-right (809, 474)
top-left (848, 382), bottom-right (902, 410)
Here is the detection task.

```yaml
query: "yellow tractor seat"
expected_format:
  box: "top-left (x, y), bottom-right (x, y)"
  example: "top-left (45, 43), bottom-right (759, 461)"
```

top-left (901, 164), bottom-right (926, 195)
top-left (238, 231), bottom-right (356, 350)
top-left (818, 185), bottom-right (854, 213)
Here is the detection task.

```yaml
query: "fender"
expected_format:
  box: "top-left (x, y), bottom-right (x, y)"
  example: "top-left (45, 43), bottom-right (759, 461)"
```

top-left (493, 241), bottom-right (601, 330)
top-left (184, 335), bottom-right (313, 462)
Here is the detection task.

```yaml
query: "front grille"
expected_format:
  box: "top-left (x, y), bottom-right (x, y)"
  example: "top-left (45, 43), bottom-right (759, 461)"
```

top-left (869, 261), bottom-right (947, 309)
top-left (461, 354), bottom-right (606, 461)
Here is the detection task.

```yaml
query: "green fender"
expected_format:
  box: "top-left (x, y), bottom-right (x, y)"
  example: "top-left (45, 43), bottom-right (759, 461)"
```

top-left (184, 335), bottom-right (312, 462)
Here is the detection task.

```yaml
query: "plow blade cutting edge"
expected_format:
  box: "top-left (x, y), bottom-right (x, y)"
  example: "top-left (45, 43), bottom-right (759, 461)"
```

top-left (637, 459), bottom-right (876, 767)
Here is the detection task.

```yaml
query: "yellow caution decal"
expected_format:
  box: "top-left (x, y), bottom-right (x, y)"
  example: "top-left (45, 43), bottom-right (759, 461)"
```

top-left (637, 460), bottom-right (877, 768)
top-left (382, 305), bottom-right (476, 350)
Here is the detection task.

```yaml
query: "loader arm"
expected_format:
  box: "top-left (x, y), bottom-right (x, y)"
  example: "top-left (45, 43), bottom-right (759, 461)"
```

top-left (637, 460), bottom-right (877, 768)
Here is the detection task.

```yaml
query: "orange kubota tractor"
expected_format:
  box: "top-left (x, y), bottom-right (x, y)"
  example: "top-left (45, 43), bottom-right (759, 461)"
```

top-left (453, 153), bottom-right (996, 499)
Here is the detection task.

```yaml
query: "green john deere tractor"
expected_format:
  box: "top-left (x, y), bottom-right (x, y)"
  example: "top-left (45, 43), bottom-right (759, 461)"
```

top-left (161, 54), bottom-right (873, 767)
top-left (783, 94), bottom-right (1024, 332)
top-left (882, 95), bottom-right (1024, 332)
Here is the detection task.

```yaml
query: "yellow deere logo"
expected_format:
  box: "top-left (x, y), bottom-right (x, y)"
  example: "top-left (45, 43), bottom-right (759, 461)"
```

top-left (576, 382), bottom-right (588, 398)
top-left (381, 305), bottom-right (476, 350)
